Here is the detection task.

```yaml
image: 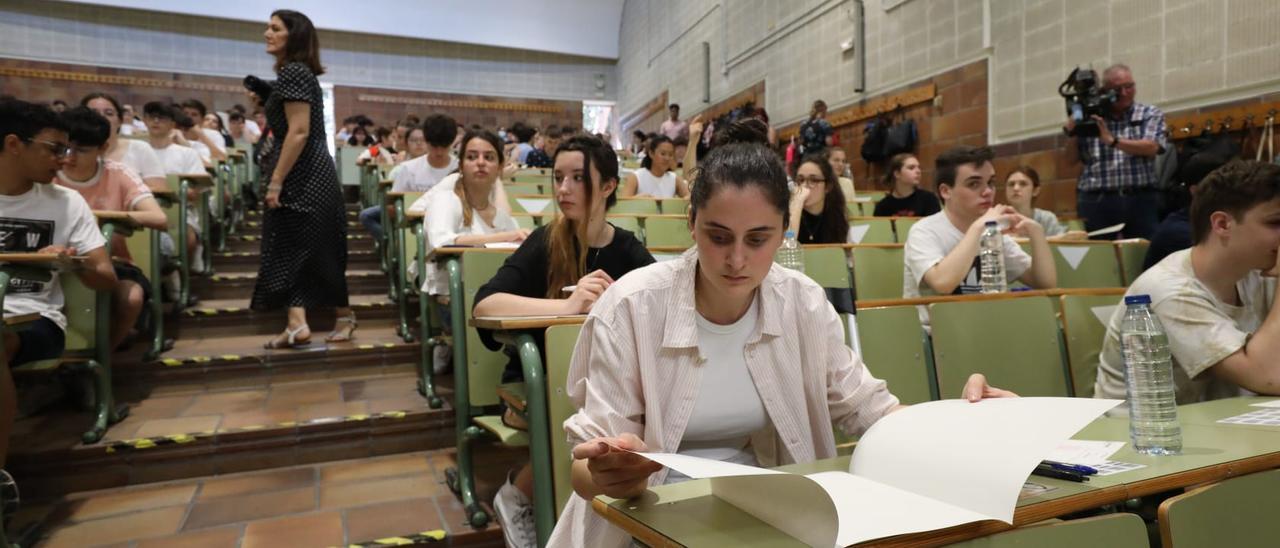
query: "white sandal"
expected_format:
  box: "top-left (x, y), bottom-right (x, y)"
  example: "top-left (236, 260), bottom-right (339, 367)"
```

top-left (265, 324), bottom-right (311, 349)
top-left (325, 314), bottom-right (358, 343)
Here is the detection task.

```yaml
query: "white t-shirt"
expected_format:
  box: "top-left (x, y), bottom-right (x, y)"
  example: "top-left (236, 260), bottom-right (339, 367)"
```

top-left (152, 143), bottom-right (206, 175)
top-left (666, 296), bottom-right (768, 483)
top-left (902, 211), bottom-right (1031, 326)
top-left (202, 128), bottom-right (227, 153)
top-left (0, 183), bottom-right (107, 329)
top-left (1094, 249), bottom-right (1271, 405)
top-left (392, 155), bottom-right (458, 193)
top-left (245, 119), bottom-right (262, 140)
top-left (421, 185), bottom-right (518, 295)
top-left (113, 139), bottom-right (165, 183)
top-left (634, 168), bottom-right (677, 198)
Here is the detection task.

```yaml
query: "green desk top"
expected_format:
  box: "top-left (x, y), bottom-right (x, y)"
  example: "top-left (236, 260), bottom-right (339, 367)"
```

top-left (601, 398), bottom-right (1280, 547)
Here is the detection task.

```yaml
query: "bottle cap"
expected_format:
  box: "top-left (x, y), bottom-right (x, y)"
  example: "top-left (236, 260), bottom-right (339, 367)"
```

top-left (1124, 294), bottom-right (1152, 305)
top-left (784, 230), bottom-right (796, 238)
top-left (984, 221), bottom-right (997, 226)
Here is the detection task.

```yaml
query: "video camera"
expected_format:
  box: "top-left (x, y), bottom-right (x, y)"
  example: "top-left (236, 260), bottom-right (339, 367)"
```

top-left (1059, 67), bottom-right (1116, 138)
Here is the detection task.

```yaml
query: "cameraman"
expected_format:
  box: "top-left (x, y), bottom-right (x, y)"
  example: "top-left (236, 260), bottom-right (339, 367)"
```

top-left (1066, 63), bottom-right (1166, 240)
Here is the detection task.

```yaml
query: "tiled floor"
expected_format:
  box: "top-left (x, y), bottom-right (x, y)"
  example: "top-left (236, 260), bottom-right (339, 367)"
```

top-left (17, 450), bottom-right (509, 547)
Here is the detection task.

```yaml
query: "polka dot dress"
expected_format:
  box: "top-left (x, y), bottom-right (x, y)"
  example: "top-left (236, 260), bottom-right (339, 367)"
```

top-left (251, 62), bottom-right (350, 311)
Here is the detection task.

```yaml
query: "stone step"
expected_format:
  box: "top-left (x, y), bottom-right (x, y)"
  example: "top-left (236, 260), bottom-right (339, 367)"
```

top-left (233, 219), bottom-right (366, 238)
top-left (175, 295), bottom-right (412, 338)
top-left (190, 269), bottom-right (389, 300)
top-left (223, 233), bottom-right (376, 254)
top-left (213, 248), bottom-right (381, 271)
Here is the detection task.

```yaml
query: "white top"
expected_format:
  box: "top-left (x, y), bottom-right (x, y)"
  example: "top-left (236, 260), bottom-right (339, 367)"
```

top-left (152, 144), bottom-right (206, 175)
top-left (1094, 249), bottom-right (1270, 405)
top-left (0, 183), bottom-right (107, 329)
top-left (1032, 208), bottom-right (1065, 237)
top-left (551, 249), bottom-right (899, 548)
top-left (421, 184), bottom-right (518, 295)
top-left (634, 168), bottom-right (677, 198)
top-left (902, 212), bottom-right (1031, 327)
top-left (202, 128), bottom-right (227, 153)
top-left (392, 154), bottom-right (457, 193)
top-left (114, 139), bottom-right (165, 182)
top-left (670, 296), bottom-right (768, 478)
top-left (245, 119), bottom-right (262, 140)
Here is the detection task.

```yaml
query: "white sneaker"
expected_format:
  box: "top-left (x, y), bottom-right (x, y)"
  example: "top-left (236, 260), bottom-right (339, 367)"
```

top-left (432, 344), bottom-right (453, 375)
top-left (493, 477), bottom-right (536, 548)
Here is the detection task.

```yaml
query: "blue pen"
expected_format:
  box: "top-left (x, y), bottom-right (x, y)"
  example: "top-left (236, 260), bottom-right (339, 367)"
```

top-left (1043, 460), bottom-right (1098, 475)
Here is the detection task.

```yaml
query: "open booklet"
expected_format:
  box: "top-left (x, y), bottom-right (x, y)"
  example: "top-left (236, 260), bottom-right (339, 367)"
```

top-left (637, 397), bottom-right (1121, 547)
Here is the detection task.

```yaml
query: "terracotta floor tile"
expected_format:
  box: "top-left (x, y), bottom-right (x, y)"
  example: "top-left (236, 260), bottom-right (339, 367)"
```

top-left (319, 474), bottom-right (440, 509)
top-left (99, 419), bottom-right (144, 442)
top-left (297, 400), bottom-right (369, 422)
top-left (132, 415), bottom-right (223, 439)
top-left (343, 497), bottom-right (443, 543)
top-left (367, 395), bottom-right (429, 414)
top-left (183, 390), bottom-right (268, 416)
top-left (320, 453), bottom-right (433, 485)
top-left (242, 511), bottom-right (344, 548)
top-left (198, 466), bottom-right (316, 501)
top-left (41, 506), bottom-right (186, 547)
top-left (266, 383), bottom-right (342, 410)
top-left (216, 408), bottom-right (298, 432)
top-left (121, 394), bottom-right (195, 420)
top-left (134, 525), bottom-right (243, 548)
top-left (62, 483), bottom-right (197, 522)
top-left (183, 486), bottom-right (316, 530)
top-left (341, 376), bottom-right (418, 401)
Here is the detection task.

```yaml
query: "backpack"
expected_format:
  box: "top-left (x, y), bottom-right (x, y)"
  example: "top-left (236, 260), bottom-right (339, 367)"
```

top-left (884, 118), bottom-right (917, 157)
top-left (861, 116), bottom-right (890, 163)
top-left (799, 118), bottom-right (830, 156)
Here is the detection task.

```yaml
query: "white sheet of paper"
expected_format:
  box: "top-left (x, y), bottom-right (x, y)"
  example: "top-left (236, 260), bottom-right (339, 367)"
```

top-left (849, 398), bottom-right (1122, 524)
top-left (1046, 440), bottom-right (1125, 465)
top-left (712, 474), bottom-right (839, 548)
top-left (810, 472), bottom-right (993, 547)
top-left (1091, 304), bottom-right (1119, 325)
top-left (853, 196), bottom-right (873, 203)
top-left (848, 224), bottom-right (870, 244)
top-left (484, 242), bottom-right (520, 249)
top-left (515, 198), bottom-right (551, 213)
top-left (1057, 246), bottom-right (1090, 270)
top-left (1250, 399), bottom-right (1280, 408)
top-left (1086, 223), bottom-right (1125, 237)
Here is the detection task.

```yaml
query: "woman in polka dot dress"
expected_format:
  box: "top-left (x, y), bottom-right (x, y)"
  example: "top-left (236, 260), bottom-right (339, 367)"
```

top-left (252, 9), bottom-right (354, 348)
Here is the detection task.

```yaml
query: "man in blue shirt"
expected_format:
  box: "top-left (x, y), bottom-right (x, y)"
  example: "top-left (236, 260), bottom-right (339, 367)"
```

top-left (1068, 63), bottom-right (1167, 240)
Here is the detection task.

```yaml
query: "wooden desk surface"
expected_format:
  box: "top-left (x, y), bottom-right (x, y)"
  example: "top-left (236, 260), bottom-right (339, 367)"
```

top-left (176, 173), bottom-right (214, 186)
top-left (471, 315), bottom-right (587, 330)
top-left (0, 253), bottom-right (84, 265)
top-left (93, 210), bottom-right (142, 228)
top-left (595, 404), bottom-right (1280, 547)
top-left (379, 178), bottom-right (394, 187)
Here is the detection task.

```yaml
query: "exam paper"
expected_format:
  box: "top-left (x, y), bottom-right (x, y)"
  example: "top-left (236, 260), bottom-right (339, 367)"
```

top-left (483, 242), bottom-right (521, 249)
top-left (1046, 440), bottom-right (1125, 465)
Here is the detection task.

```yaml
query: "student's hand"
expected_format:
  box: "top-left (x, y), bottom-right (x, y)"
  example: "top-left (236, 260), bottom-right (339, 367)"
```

top-left (265, 185), bottom-right (282, 209)
top-left (973, 205), bottom-right (1019, 234)
top-left (572, 432), bottom-right (664, 500)
top-left (961, 373), bottom-right (1019, 402)
top-left (1005, 213), bottom-right (1043, 238)
top-left (565, 269), bottom-right (614, 314)
top-left (789, 185), bottom-right (811, 212)
top-left (38, 245), bottom-right (78, 270)
top-left (688, 115), bottom-right (704, 137)
top-left (504, 229), bottom-right (532, 243)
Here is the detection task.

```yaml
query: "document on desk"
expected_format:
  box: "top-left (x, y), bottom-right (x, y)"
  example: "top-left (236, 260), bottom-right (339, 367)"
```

top-left (638, 397), bottom-right (1121, 548)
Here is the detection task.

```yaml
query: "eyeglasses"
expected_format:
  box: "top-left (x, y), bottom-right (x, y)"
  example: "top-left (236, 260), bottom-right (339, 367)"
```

top-left (24, 138), bottom-right (71, 159)
top-left (794, 176), bottom-right (826, 187)
top-left (1108, 83), bottom-right (1136, 91)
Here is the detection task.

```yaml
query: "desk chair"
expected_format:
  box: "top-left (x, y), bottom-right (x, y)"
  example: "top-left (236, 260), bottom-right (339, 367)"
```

top-left (644, 217), bottom-right (693, 248)
top-left (607, 217), bottom-right (644, 245)
top-left (950, 513), bottom-right (1148, 547)
top-left (544, 325), bottom-right (581, 517)
top-left (1158, 468), bottom-right (1280, 548)
top-left (658, 198), bottom-right (689, 216)
top-left (929, 296), bottom-right (1072, 397)
top-left (892, 216), bottom-right (920, 243)
top-left (390, 192), bottom-right (425, 342)
top-left (850, 245), bottom-right (904, 301)
top-left (856, 305), bottom-right (936, 404)
top-left (1060, 292), bottom-right (1123, 398)
top-left (611, 199), bottom-right (661, 215)
top-left (1116, 239), bottom-right (1150, 285)
top-left (847, 217), bottom-right (896, 245)
top-left (1048, 242), bottom-right (1124, 288)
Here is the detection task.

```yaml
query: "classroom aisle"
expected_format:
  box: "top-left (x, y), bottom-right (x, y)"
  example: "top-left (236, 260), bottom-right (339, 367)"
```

top-left (5, 201), bottom-right (516, 547)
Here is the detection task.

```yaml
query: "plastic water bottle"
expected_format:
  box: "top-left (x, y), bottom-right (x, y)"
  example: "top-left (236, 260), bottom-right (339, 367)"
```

top-left (978, 221), bottom-right (1006, 294)
top-left (1121, 294), bottom-right (1182, 455)
top-left (776, 230), bottom-right (805, 272)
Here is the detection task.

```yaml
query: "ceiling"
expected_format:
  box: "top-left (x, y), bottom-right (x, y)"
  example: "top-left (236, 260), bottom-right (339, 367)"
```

top-left (55, 0), bottom-right (625, 59)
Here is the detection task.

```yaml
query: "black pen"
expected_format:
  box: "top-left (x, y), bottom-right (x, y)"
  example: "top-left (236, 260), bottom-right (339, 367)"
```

top-left (1032, 463), bottom-right (1089, 482)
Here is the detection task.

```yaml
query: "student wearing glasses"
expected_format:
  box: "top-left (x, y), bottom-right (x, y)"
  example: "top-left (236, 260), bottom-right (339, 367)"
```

top-left (787, 152), bottom-right (851, 244)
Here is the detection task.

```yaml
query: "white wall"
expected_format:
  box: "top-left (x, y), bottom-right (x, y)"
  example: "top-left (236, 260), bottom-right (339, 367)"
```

top-left (619, 0), bottom-right (1280, 142)
top-left (1, 0), bottom-right (616, 102)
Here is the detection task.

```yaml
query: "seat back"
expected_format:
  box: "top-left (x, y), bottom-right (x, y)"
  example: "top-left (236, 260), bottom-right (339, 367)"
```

top-left (1059, 293), bottom-right (1122, 398)
top-left (508, 195), bottom-right (555, 215)
top-left (611, 199), bottom-right (661, 215)
top-left (544, 324), bottom-right (583, 518)
top-left (892, 217), bottom-right (920, 243)
top-left (607, 217), bottom-right (644, 245)
top-left (658, 198), bottom-right (688, 216)
top-left (462, 251), bottom-right (518, 406)
top-left (504, 183), bottom-right (544, 196)
top-left (338, 146), bottom-right (362, 186)
top-left (929, 296), bottom-right (1071, 397)
top-left (1116, 239), bottom-right (1150, 285)
top-left (644, 217), bottom-right (693, 248)
top-left (855, 306), bottom-right (935, 404)
top-left (1158, 468), bottom-right (1280, 548)
top-left (60, 271), bottom-right (100, 353)
top-left (398, 192), bottom-right (425, 290)
top-left (950, 513), bottom-right (1148, 548)
top-left (851, 245), bottom-right (904, 301)
top-left (1050, 242), bottom-right (1123, 288)
top-left (801, 247), bottom-right (851, 290)
top-left (847, 217), bottom-right (896, 244)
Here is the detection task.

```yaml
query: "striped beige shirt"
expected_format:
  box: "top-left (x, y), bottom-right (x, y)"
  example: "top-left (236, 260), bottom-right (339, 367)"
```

top-left (549, 249), bottom-right (900, 548)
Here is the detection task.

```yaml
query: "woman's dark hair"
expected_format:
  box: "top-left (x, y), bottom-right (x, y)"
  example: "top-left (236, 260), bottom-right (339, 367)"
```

top-left (809, 99), bottom-right (827, 120)
top-left (373, 126), bottom-right (392, 141)
top-left (79, 93), bottom-right (123, 122)
top-left (62, 106), bottom-right (112, 148)
top-left (422, 114), bottom-right (458, 148)
top-left (795, 152), bottom-right (849, 243)
top-left (544, 135), bottom-right (620, 298)
top-left (347, 126), bottom-right (373, 146)
top-left (640, 134), bottom-right (674, 171)
top-left (881, 152), bottom-right (918, 189)
top-left (710, 118), bottom-right (769, 148)
top-left (1006, 165), bottom-right (1041, 188)
top-left (453, 128), bottom-right (506, 227)
top-left (271, 9), bottom-right (325, 75)
top-left (509, 122), bottom-right (536, 144)
top-left (631, 129), bottom-right (647, 141)
top-left (690, 143), bottom-right (791, 230)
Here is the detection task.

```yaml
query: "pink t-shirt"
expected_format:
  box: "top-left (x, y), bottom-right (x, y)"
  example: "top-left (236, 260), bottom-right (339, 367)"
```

top-left (55, 159), bottom-right (154, 260)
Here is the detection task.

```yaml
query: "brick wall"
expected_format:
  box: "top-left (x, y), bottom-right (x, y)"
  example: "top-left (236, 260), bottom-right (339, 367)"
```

top-left (332, 86), bottom-right (582, 134)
